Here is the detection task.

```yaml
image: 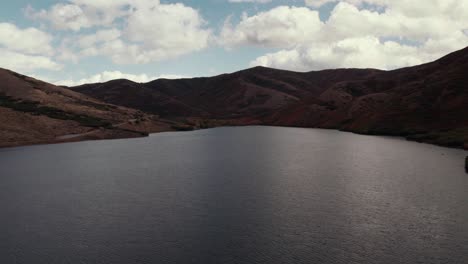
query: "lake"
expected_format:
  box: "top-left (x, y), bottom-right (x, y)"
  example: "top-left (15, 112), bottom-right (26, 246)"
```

top-left (0, 126), bottom-right (467, 264)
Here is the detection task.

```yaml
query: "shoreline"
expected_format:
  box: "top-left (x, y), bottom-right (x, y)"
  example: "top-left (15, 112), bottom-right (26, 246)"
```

top-left (1, 124), bottom-right (467, 152)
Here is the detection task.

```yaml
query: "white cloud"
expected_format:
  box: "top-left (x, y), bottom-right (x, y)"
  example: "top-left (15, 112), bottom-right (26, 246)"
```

top-left (325, 2), bottom-right (466, 42)
top-left (251, 37), bottom-right (429, 71)
top-left (0, 49), bottom-right (62, 73)
top-left (121, 2), bottom-right (211, 63)
top-left (13, 0), bottom-right (468, 78)
top-left (0, 23), bottom-right (53, 55)
top-left (0, 23), bottom-right (61, 73)
top-left (25, 0), bottom-right (129, 31)
top-left (220, 6), bottom-right (323, 48)
top-left (221, 1), bottom-right (468, 71)
top-left (78, 29), bottom-right (121, 48)
top-left (29, 0), bottom-right (212, 64)
top-left (26, 3), bottom-right (93, 31)
top-left (55, 71), bottom-right (188, 86)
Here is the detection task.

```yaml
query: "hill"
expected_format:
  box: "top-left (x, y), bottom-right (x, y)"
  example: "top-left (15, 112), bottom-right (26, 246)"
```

top-left (71, 47), bottom-right (468, 149)
top-left (0, 69), bottom-right (173, 147)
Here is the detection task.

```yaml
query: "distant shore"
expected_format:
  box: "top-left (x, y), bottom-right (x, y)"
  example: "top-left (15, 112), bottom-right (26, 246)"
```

top-left (2, 124), bottom-right (467, 152)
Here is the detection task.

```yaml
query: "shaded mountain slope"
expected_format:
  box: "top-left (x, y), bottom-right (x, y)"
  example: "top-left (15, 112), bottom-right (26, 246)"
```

top-left (0, 69), bottom-right (172, 147)
top-left (71, 46), bottom-right (468, 149)
top-left (269, 46), bottom-right (468, 148)
top-left (74, 67), bottom-right (379, 121)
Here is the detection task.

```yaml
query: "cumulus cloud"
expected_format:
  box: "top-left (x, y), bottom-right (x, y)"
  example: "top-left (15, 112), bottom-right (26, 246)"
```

top-left (12, 0), bottom-right (468, 78)
top-left (251, 37), bottom-right (428, 71)
top-left (220, 6), bottom-right (322, 48)
top-left (0, 23), bottom-right (61, 73)
top-left (55, 71), bottom-right (188, 86)
top-left (121, 2), bottom-right (211, 63)
top-left (0, 23), bottom-right (54, 55)
top-left (28, 0), bottom-right (212, 64)
top-left (325, 2), bottom-right (467, 42)
top-left (221, 0), bottom-right (468, 70)
top-left (78, 29), bottom-right (121, 49)
top-left (0, 49), bottom-right (62, 73)
top-left (25, 0), bottom-right (129, 31)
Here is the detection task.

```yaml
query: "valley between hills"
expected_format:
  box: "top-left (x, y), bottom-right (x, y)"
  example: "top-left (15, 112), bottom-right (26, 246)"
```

top-left (1, 46), bottom-right (467, 149)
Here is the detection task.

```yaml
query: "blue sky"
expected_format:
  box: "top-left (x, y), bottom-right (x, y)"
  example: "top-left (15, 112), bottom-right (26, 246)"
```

top-left (0, 0), bottom-right (467, 85)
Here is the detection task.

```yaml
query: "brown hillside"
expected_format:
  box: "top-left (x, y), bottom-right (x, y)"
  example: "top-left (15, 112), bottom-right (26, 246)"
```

top-left (0, 69), bottom-right (171, 147)
top-left (71, 47), bottom-right (468, 149)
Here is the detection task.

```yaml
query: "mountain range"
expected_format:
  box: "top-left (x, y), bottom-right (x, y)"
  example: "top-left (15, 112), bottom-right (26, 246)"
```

top-left (1, 46), bottom-right (467, 149)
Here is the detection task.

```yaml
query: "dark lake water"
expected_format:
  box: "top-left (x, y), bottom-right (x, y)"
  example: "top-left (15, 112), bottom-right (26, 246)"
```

top-left (1, 126), bottom-right (467, 264)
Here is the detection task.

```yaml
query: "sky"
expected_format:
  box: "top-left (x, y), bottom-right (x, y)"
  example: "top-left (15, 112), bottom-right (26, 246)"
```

top-left (0, 0), bottom-right (467, 85)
